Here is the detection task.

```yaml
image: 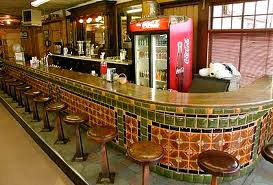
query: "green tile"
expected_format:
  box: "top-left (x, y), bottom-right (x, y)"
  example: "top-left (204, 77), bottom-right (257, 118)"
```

top-left (173, 172), bottom-right (183, 181)
top-left (101, 96), bottom-right (106, 103)
top-left (175, 116), bottom-right (185, 126)
top-left (140, 126), bottom-right (148, 136)
top-left (156, 113), bottom-right (164, 123)
top-left (213, 108), bottom-right (224, 114)
top-left (223, 108), bottom-right (235, 114)
top-left (106, 97), bottom-right (112, 105)
top-left (117, 101), bottom-right (123, 109)
top-left (111, 99), bottom-right (117, 107)
top-left (135, 106), bottom-right (141, 116)
top-left (156, 105), bottom-right (165, 111)
top-left (183, 107), bottom-right (195, 114)
top-left (193, 174), bottom-right (204, 183)
top-left (164, 169), bottom-right (173, 178)
top-left (246, 114), bottom-right (254, 123)
top-left (197, 118), bottom-right (208, 128)
top-left (141, 108), bottom-right (148, 118)
top-left (223, 176), bottom-right (233, 181)
top-left (117, 124), bottom-right (124, 131)
top-left (229, 116), bottom-right (238, 126)
top-left (208, 118), bottom-right (218, 128)
top-left (135, 101), bottom-right (142, 106)
top-left (117, 109), bottom-right (123, 116)
top-left (118, 139), bottom-right (124, 146)
top-left (166, 106), bottom-right (176, 112)
top-left (118, 116), bottom-right (123, 124)
top-left (165, 114), bottom-right (175, 125)
top-left (250, 107), bottom-right (259, 112)
top-left (128, 105), bottom-right (135, 114)
top-left (141, 118), bottom-right (148, 127)
top-left (203, 175), bottom-right (212, 184)
top-left (241, 107), bottom-right (251, 113)
top-left (219, 117), bottom-right (229, 128)
top-left (141, 135), bottom-right (148, 141)
top-left (118, 131), bottom-right (124, 139)
top-left (156, 165), bottom-right (164, 176)
top-left (123, 103), bottom-right (129, 111)
top-left (148, 111), bottom-right (155, 121)
top-left (195, 108), bottom-right (207, 114)
top-left (238, 115), bottom-right (246, 125)
top-left (186, 117), bottom-right (196, 128)
top-left (183, 174), bottom-right (194, 182)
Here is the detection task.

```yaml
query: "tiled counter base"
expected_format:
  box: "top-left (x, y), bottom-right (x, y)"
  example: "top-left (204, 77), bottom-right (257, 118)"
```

top-left (4, 62), bottom-right (273, 183)
top-left (2, 91), bottom-right (273, 185)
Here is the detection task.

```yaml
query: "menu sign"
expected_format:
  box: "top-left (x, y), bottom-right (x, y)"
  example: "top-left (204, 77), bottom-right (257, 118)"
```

top-left (130, 17), bottom-right (169, 32)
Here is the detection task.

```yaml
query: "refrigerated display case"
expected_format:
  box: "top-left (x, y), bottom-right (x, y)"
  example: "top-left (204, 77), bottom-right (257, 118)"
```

top-left (130, 16), bottom-right (193, 92)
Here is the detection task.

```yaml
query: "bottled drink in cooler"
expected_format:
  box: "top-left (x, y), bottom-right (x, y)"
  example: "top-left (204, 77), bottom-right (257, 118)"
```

top-left (176, 42), bottom-right (184, 92)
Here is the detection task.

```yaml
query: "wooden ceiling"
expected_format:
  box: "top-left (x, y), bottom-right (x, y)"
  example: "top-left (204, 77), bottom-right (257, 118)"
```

top-left (0, 0), bottom-right (120, 17)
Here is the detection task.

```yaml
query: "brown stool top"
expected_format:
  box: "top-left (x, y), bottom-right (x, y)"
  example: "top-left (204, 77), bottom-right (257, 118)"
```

top-left (197, 150), bottom-right (240, 177)
top-left (46, 102), bottom-right (67, 112)
top-left (9, 81), bottom-right (24, 86)
top-left (16, 85), bottom-right (31, 91)
top-left (33, 95), bottom-right (51, 103)
top-left (24, 89), bottom-right (41, 96)
top-left (87, 126), bottom-right (117, 143)
top-left (63, 113), bottom-right (88, 125)
top-left (262, 144), bottom-right (273, 164)
top-left (128, 141), bottom-right (164, 163)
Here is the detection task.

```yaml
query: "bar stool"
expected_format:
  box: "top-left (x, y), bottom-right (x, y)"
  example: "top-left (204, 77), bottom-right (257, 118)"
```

top-left (197, 150), bottom-right (240, 185)
top-left (9, 81), bottom-right (25, 101)
top-left (87, 125), bottom-right (117, 184)
top-left (0, 76), bottom-right (7, 90)
top-left (262, 144), bottom-right (273, 164)
top-left (45, 102), bottom-right (68, 143)
top-left (15, 85), bottom-right (32, 107)
top-left (33, 95), bottom-right (51, 123)
top-left (63, 113), bottom-right (88, 161)
top-left (24, 89), bottom-right (41, 113)
top-left (4, 78), bottom-right (17, 95)
top-left (128, 141), bottom-right (164, 185)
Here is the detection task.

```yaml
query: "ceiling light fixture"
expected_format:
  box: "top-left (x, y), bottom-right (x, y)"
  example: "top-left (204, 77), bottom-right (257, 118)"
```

top-left (31, 0), bottom-right (50, 7)
top-left (79, 18), bottom-right (84, 23)
top-left (127, 8), bottom-right (142, 14)
top-left (86, 18), bottom-right (92, 23)
top-left (6, 20), bottom-right (11, 24)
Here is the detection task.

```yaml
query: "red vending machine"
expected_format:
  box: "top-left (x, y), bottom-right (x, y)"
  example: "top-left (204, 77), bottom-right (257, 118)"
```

top-left (130, 16), bottom-right (193, 92)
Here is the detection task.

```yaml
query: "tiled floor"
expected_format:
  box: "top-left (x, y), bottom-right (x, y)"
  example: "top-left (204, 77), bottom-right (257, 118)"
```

top-left (1, 91), bottom-right (273, 185)
top-left (0, 100), bottom-right (74, 185)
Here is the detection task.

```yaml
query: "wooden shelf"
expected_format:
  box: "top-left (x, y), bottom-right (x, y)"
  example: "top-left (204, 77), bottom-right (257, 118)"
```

top-left (42, 18), bottom-right (64, 25)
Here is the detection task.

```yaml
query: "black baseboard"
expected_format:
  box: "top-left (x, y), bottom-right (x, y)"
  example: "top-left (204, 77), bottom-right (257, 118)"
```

top-left (0, 96), bottom-right (89, 185)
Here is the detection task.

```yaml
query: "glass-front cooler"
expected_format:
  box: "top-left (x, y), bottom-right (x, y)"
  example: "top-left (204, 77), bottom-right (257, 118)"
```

top-left (151, 34), bottom-right (168, 90)
top-left (134, 35), bottom-right (150, 87)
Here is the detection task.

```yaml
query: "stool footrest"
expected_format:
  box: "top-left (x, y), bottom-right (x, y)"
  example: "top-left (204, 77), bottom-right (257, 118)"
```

top-left (72, 153), bottom-right (88, 162)
top-left (40, 127), bottom-right (54, 132)
top-left (55, 138), bottom-right (69, 145)
top-left (96, 172), bottom-right (115, 184)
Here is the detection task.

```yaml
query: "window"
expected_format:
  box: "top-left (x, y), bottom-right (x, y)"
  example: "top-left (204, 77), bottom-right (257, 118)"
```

top-left (209, 0), bottom-right (273, 87)
top-left (212, 0), bottom-right (273, 30)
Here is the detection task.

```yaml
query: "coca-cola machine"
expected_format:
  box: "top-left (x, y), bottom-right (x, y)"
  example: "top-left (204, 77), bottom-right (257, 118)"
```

top-left (130, 16), bottom-right (193, 92)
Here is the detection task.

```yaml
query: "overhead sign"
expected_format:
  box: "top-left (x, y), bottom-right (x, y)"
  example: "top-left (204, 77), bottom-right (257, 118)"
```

top-left (130, 17), bottom-right (169, 32)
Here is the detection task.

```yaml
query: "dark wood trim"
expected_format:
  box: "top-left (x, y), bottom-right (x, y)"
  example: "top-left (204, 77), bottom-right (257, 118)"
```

top-left (159, 0), bottom-right (199, 9)
top-left (197, 0), bottom-right (210, 70)
top-left (208, 29), bottom-right (273, 33)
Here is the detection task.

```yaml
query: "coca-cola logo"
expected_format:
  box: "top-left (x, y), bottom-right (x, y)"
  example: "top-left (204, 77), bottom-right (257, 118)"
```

top-left (136, 20), bottom-right (160, 29)
top-left (184, 38), bottom-right (190, 64)
top-left (176, 67), bottom-right (184, 74)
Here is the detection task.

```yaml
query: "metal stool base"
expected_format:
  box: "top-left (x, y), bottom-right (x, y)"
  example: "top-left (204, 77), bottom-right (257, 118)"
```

top-left (72, 153), bottom-right (88, 162)
top-left (96, 172), bottom-right (115, 184)
top-left (54, 138), bottom-right (69, 145)
top-left (40, 127), bottom-right (54, 132)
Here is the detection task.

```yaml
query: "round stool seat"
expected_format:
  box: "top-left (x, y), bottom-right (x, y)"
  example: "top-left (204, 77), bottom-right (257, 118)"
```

top-left (128, 141), bottom-right (164, 163)
top-left (16, 85), bottom-right (31, 91)
top-left (87, 126), bottom-right (117, 143)
top-left (33, 96), bottom-right (51, 103)
top-left (197, 150), bottom-right (240, 177)
top-left (24, 89), bottom-right (41, 96)
top-left (262, 144), bottom-right (273, 164)
top-left (63, 114), bottom-right (88, 125)
top-left (46, 102), bottom-right (67, 112)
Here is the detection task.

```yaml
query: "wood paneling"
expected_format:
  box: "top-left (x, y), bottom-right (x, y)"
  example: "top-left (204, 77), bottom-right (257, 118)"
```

top-left (0, 28), bottom-right (21, 59)
top-left (163, 4), bottom-right (199, 73)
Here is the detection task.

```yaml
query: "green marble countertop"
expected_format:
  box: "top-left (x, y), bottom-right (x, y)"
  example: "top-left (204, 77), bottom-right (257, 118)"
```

top-left (7, 61), bottom-right (273, 108)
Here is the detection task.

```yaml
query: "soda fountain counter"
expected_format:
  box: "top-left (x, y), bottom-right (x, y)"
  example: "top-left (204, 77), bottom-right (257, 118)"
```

top-left (4, 61), bottom-right (273, 183)
top-left (50, 54), bottom-right (134, 81)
